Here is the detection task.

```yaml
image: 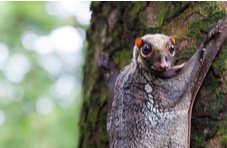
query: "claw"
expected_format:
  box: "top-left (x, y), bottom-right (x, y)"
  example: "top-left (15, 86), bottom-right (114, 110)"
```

top-left (98, 52), bottom-right (110, 70)
top-left (199, 48), bottom-right (206, 66)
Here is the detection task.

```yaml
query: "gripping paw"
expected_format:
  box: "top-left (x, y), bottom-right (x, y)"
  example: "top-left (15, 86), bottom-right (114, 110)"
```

top-left (199, 48), bottom-right (206, 66)
top-left (98, 52), bottom-right (110, 70)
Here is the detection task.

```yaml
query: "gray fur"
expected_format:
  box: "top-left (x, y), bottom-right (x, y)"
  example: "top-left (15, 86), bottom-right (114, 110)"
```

top-left (107, 34), bottom-right (202, 148)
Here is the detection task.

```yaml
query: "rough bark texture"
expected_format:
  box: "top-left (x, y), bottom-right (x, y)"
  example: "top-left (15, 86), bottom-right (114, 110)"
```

top-left (80, 2), bottom-right (227, 148)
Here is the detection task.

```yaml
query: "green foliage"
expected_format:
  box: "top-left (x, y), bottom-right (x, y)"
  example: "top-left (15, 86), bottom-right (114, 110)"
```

top-left (0, 2), bottom-right (84, 148)
top-left (0, 2), bottom-right (72, 47)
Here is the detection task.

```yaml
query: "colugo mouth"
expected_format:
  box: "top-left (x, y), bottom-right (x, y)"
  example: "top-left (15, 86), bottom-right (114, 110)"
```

top-left (167, 63), bottom-right (185, 72)
top-left (152, 63), bottom-right (185, 72)
top-left (152, 63), bottom-right (185, 78)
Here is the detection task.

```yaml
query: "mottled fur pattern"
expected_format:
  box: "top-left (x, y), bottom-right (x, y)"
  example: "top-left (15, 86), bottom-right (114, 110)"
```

top-left (107, 34), bottom-right (202, 148)
top-left (105, 17), bottom-right (227, 148)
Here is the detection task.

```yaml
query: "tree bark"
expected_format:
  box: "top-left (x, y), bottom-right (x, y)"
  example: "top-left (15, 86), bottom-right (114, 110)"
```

top-left (80, 2), bottom-right (227, 148)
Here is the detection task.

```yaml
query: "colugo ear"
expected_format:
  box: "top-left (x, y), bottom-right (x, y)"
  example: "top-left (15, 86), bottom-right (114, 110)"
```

top-left (170, 36), bottom-right (175, 45)
top-left (135, 37), bottom-right (143, 48)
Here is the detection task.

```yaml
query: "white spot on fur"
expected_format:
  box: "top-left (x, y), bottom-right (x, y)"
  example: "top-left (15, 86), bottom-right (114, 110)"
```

top-left (148, 94), bottom-right (153, 99)
top-left (144, 84), bottom-right (152, 93)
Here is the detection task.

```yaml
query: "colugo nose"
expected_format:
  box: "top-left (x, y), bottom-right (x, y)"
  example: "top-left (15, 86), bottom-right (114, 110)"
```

top-left (159, 55), bottom-right (170, 70)
top-left (159, 61), bottom-right (170, 70)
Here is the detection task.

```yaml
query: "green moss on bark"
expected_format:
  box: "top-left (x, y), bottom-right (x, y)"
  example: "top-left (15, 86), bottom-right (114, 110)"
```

top-left (112, 50), bottom-right (132, 68)
top-left (191, 134), bottom-right (207, 148)
top-left (130, 2), bottom-right (144, 15)
top-left (217, 119), bottom-right (227, 146)
top-left (81, 2), bottom-right (227, 147)
top-left (138, 2), bottom-right (166, 29)
top-left (189, 2), bottom-right (225, 46)
top-left (189, 2), bottom-right (226, 142)
top-left (212, 42), bottom-right (227, 74)
top-left (165, 2), bottom-right (190, 20)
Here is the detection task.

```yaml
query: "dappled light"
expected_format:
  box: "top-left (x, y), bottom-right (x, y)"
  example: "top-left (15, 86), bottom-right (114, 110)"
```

top-left (0, 110), bottom-right (5, 125)
top-left (4, 53), bottom-right (31, 83)
top-left (46, 1), bottom-right (91, 25)
top-left (0, 1), bottom-right (90, 148)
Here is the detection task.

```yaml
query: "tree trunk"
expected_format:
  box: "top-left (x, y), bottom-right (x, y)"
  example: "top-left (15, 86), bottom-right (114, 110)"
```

top-left (80, 2), bottom-right (227, 148)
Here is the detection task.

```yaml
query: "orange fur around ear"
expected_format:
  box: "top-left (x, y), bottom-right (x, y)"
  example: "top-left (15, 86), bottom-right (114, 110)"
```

top-left (170, 36), bottom-right (175, 44)
top-left (135, 37), bottom-right (143, 48)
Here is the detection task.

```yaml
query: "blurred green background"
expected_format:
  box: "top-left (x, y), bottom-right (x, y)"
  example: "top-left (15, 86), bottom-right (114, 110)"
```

top-left (0, 1), bottom-right (90, 148)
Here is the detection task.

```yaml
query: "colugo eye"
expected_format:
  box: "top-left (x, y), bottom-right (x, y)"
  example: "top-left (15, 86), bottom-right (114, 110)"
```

top-left (169, 45), bottom-right (174, 54)
top-left (142, 44), bottom-right (152, 55)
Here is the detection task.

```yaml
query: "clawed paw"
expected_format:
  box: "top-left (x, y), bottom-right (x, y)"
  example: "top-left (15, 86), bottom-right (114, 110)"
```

top-left (199, 48), bottom-right (206, 66)
top-left (98, 52), bottom-right (110, 70)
